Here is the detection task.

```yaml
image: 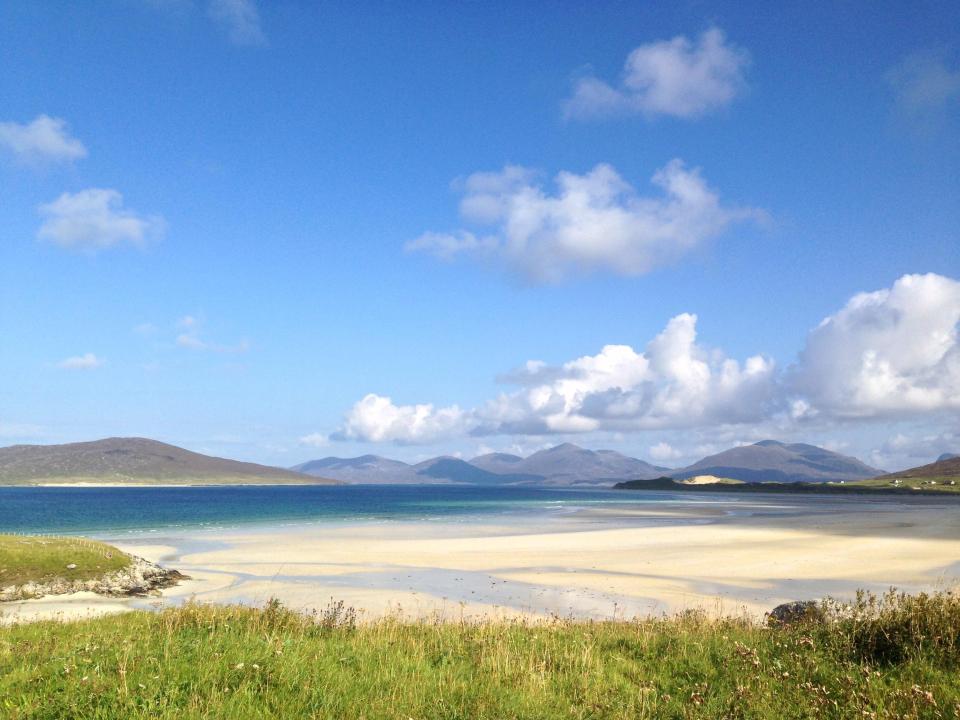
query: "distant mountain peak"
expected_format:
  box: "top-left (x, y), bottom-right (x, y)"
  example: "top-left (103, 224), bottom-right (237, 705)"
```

top-left (675, 441), bottom-right (880, 483)
top-left (542, 442), bottom-right (584, 453)
top-left (470, 452), bottom-right (523, 464)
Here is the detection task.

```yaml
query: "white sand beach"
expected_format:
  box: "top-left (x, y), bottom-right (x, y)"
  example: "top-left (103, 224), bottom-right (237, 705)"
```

top-left (4, 496), bottom-right (959, 624)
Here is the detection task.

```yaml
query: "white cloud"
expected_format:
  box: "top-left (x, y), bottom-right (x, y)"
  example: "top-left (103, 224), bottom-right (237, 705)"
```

top-left (333, 393), bottom-right (467, 444)
top-left (175, 315), bottom-right (249, 353)
top-left (564, 28), bottom-right (749, 120)
top-left (298, 433), bottom-right (330, 448)
top-left (884, 430), bottom-right (958, 458)
top-left (208, 0), bottom-right (266, 45)
top-left (56, 353), bottom-right (103, 370)
top-left (335, 314), bottom-right (776, 443)
top-left (0, 115), bottom-right (87, 163)
top-left (887, 50), bottom-right (960, 124)
top-left (406, 160), bottom-right (760, 283)
top-left (868, 428), bottom-right (960, 471)
top-left (648, 441), bottom-right (683, 462)
top-left (404, 231), bottom-right (497, 262)
top-left (330, 274), bottom-right (960, 447)
top-left (37, 189), bottom-right (165, 251)
top-left (790, 273), bottom-right (960, 417)
top-left (477, 313), bottom-right (776, 434)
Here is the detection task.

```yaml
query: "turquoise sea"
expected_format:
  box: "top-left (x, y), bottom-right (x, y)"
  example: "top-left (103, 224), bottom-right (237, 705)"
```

top-left (0, 485), bottom-right (712, 535)
top-left (4, 484), bottom-right (950, 538)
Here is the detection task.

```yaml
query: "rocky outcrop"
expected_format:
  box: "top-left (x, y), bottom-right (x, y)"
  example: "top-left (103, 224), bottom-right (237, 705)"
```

top-left (0, 555), bottom-right (186, 602)
top-left (767, 600), bottom-right (824, 626)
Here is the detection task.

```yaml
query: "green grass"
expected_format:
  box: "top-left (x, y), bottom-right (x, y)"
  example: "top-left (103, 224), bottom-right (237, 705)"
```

top-left (0, 535), bottom-right (131, 588)
top-left (616, 476), bottom-right (960, 495)
top-left (847, 476), bottom-right (960, 493)
top-left (1, 591), bottom-right (959, 719)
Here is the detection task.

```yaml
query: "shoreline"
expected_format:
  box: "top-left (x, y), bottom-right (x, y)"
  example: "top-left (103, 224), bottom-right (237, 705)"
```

top-left (3, 493), bottom-right (958, 625)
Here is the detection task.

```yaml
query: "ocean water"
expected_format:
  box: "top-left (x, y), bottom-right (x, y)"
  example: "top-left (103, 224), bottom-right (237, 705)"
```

top-left (0, 484), bottom-right (712, 535)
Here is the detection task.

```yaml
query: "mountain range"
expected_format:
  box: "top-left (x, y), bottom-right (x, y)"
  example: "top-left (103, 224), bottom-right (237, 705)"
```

top-left (294, 440), bottom-right (884, 486)
top-left (0, 437), bottom-right (336, 486)
top-left (290, 444), bottom-right (637, 485)
top-left (0, 437), bottom-right (918, 487)
top-left (290, 454), bottom-right (541, 485)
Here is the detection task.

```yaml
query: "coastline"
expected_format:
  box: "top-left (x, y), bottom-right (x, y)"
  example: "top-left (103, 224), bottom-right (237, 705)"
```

top-left (4, 493), bottom-right (958, 624)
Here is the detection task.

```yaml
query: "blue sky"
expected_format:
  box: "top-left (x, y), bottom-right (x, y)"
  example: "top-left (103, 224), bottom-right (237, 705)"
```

top-left (1, 1), bottom-right (958, 470)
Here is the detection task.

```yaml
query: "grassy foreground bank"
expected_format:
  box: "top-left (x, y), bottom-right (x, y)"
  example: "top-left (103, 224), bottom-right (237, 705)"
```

top-left (0, 535), bottom-right (130, 588)
top-left (1, 592), bottom-right (959, 719)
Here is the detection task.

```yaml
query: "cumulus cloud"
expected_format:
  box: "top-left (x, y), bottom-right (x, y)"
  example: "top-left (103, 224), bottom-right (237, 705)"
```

top-left (330, 273), bottom-right (960, 446)
top-left (208, 0), bottom-right (266, 45)
top-left (476, 313), bottom-right (777, 434)
top-left (564, 28), bottom-right (749, 120)
top-left (0, 115), bottom-right (87, 163)
top-left (56, 353), bottom-right (103, 370)
top-left (887, 50), bottom-right (960, 127)
top-left (334, 314), bottom-right (776, 443)
top-left (332, 393), bottom-right (467, 444)
top-left (790, 273), bottom-right (960, 417)
top-left (37, 189), bottom-right (165, 251)
top-left (406, 160), bottom-right (760, 283)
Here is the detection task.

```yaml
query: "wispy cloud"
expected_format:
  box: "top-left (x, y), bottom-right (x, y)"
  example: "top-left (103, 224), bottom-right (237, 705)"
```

top-left (0, 115), bottom-right (87, 164)
top-left (564, 28), bottom-right (749, 120)
top-left (56, 353), bottom-right (103, 370)
top-left (37, 188), bottom-right (165, 252)
top-left (298, 433), bottom-right (330, 448)
top-left (208, 0), bottom-right (266, 46)
top-left (0, 421), bottom-right (43, 439)
top-left (887, 49), bottom-right (960, 132)
top-left (406, 160), bottom-right (762, 283)
top-left (175, 315), bottom-right (250, 353)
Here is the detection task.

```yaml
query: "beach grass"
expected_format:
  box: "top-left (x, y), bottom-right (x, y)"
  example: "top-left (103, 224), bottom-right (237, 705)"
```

top-left (0, 534), bottom-right (131, 588)
top-left (1, 590), bottom-right (958, 719)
